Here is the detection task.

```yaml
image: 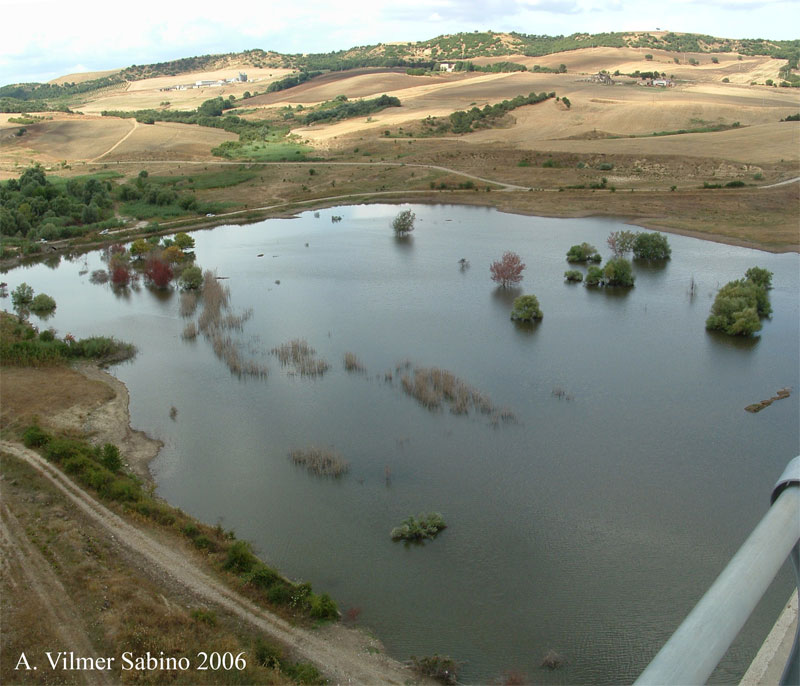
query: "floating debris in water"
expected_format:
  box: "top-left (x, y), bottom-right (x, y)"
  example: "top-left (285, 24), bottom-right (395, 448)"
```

top-left (745, 387), bottom-right (791, 413)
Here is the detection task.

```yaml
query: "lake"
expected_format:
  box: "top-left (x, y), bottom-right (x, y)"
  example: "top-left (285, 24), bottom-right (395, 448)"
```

top-left (8, 203), bottom-right (799, 684)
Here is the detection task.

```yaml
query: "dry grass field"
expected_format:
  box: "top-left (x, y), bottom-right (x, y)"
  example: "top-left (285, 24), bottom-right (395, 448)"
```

top-left (0, 46), bottom-right (797, 250)
top-left (77, 67), bottom-right (295, 114)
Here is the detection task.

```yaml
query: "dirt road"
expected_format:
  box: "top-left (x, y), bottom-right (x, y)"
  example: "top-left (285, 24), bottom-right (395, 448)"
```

top-left (0, 440), bottom-right (426, 686)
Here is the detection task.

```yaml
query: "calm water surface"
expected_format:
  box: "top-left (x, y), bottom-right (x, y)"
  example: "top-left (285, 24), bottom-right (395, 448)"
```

top-left (9, 204), bottom-right (799, 684)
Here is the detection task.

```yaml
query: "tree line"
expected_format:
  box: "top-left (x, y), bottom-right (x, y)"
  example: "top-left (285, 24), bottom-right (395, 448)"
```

top-left (445, 91), bottom-right (555, 134)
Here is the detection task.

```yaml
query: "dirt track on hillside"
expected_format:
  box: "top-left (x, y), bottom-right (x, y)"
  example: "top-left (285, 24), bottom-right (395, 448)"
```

top-left (0, 440), bottom-right (426, 685)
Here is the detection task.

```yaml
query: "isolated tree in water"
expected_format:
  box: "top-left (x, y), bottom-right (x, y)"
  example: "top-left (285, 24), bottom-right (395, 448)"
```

top-left (392, 210), bottom-right (416, 236)
top-left (490, 251), bottom-right (526, 288)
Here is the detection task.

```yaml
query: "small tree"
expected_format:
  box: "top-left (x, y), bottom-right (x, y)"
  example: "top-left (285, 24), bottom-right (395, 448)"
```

top-left (11, 282), bottom-right (34, 314)
top-left (510, 295), bottom-right (543, 322)
top-left (180, 265), bottom-right (203, 290)
top-left (562, 96), bottom-right (571, 109)
top-left (111, 265), bottom-right (131, 288)
top-left (607, 230), bottom-right (637, 257)
top-left (632, 232), bottom-right (671, 260)
top-left (29, 293), bottom-right (57, 314)
top-left (566, 242), bottom-right (601, 263)
top-left (145, 257), bottom-right (173, 288)
top-left (392, 209), bottom-right (416, 236)
top-left (174, 232), bottom-right (195, 250)
top-left (490, 251), bottom-right (526, 288)
top-left (603, 257), bottom-right (635, 287)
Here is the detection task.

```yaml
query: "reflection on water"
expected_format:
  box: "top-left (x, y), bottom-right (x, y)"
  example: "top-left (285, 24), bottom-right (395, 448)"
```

top-left (6, 204), bottom-right (798, 685)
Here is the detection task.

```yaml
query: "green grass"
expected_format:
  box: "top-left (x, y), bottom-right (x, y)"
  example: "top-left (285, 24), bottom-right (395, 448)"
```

top-left (212, 140), bottom-right (312, 162)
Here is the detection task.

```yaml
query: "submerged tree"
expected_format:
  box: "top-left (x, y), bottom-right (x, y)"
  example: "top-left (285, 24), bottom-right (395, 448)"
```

top-left (706, 269), bottom-right (773, 336)
top-left (490, 251), bottom-right (526, 288)
top-left (510, 294), bottom-right (543, 322)
top-left (391, 209), bottom-right (416, 236)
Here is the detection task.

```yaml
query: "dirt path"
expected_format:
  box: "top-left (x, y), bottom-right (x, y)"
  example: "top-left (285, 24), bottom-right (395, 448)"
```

top-left (0, 440), bottom-right (424, 686)
top-left (0, 502), bottom-right (111, 686)
top-left (90, 119), bottom-right (138, 162)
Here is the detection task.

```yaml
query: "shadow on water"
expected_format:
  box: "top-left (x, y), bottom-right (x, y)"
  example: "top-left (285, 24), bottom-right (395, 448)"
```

top-left (491, 286), bottom-right (523, 306)
top-left (706, 329), bottom-right (762, 350)
top-left (393, 235), bottom-right (414, 253)
top-left (512, 319), bottom-right (542, 335)
top-left (44, 254), bottom-right (62, 270)
top-left (147, 287), bottom-right (175, 304)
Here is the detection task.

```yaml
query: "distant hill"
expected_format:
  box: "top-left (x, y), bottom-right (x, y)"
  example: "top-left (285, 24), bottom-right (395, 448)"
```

top-left (2, 30), bottom-right (798, 110)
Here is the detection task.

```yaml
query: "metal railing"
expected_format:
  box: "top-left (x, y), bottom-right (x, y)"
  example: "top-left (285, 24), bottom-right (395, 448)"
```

top-left (635, 456), bottom-right (800, 685)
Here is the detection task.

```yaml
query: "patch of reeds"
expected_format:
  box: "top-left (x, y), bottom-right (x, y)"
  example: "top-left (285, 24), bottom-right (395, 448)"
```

top-left (399, 365), bottom-right (498, 417)
top-left (271, 338), bottom-right (329, 377)
top-left (89, 269), bottom-right (109, 284)
top-left (343, 352), bottom-right (366, 373)
top-left (540, 650), bottom-right (563, 670)
top-left (289, 447), bottom-right (349, 477)
top-left (179, 292), bottom-right (198, 317)
top-left (189, 270), bottom-right (268, 379)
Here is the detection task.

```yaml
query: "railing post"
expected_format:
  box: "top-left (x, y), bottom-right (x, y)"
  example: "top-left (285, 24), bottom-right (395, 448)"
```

top-left (636, 457), bottom-right (800, 686)
top-left (773, 458), bottom-right (800, 686)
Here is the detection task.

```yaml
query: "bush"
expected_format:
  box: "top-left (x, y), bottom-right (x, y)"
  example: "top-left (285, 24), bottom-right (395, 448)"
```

top-left (391, 513), bottom-right (447, 541)
top-left (223, 540), bottom-right (258, 573)
top-left (566, 242), bottom-right (601, 263)
top-left (510, 295), bottom-right (543, 322)
top-left (632, 232), bottom-right (671, 260)
top-left (245, 564), bottom-right (280, 589)
top-left (29, 293), bottom-right (56, 314)
top-left (22, 424), bottom-right (51, 448)
top-left (99, 443), bottom-right (122, 471)
top-left (564, 270), bottom-right (583, 282)
top-left (585, 265), bottom-right (604, 286)
top-left (267, 583), bottom-right (292, 605)
top-left (410, 655), bottom-right (460, 685)
top-left (309, 592), bottom-right (339, 620)
top-left (706, 275), bottom-right (772, 336)
top-left (603, 257), bottom-right (635, 287)
top-left (179, 265), bottom-right (203, 290)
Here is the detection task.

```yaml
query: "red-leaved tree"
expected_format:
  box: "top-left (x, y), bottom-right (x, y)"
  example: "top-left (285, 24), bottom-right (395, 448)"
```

top-left (490, 251), bottom-right (526, 288)
top-left (146, 257), bottom-right (173, 288)
top-left (110, 265), bottom-right (130, 287)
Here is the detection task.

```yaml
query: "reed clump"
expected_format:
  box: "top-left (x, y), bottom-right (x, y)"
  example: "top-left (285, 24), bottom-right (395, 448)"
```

top-left (179, 292), bottom-right (198, 317)
top-left (399, 365), bottom-right (501, 417)
top-left (343, 352), bottom-right (366, 373)
top-left (271, 339), bottom-right (329, 377)
top-left (190, 271), bottom-right (268, 379)
top-left (289, 447), bottom-right (349, 477)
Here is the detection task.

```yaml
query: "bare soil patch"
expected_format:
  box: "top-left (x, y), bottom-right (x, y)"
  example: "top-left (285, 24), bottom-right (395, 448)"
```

top-left (0, 364), bottom-right (162, 482)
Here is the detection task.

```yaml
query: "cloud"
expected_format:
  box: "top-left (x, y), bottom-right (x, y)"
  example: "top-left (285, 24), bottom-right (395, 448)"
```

top-left (0, 0), bottom-right (795, 84)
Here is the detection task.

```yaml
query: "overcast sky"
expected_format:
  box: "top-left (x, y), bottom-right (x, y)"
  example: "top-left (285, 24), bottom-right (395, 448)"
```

top-left (1, 0), bottom-right (797, 86)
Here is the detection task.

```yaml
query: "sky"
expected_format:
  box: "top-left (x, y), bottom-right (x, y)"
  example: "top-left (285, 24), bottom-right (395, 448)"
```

top-left (1, 0), bottom-right (797, 86)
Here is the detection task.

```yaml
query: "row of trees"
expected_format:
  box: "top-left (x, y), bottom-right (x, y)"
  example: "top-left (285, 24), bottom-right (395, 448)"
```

top-left (302, 94), bottom-right (401, 125)
top-left (447, 91), bottom-right (555, 134)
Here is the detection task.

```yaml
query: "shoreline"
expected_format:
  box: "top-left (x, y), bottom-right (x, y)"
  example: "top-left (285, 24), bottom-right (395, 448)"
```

top-left (73, 362), bottom-right (163, 483)
top-left (1, 186), bottom-right (797, 275)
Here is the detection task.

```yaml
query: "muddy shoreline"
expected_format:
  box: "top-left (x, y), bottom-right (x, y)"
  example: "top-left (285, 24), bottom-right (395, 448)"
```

top-left (73, 363), bottom-right (162, 483)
